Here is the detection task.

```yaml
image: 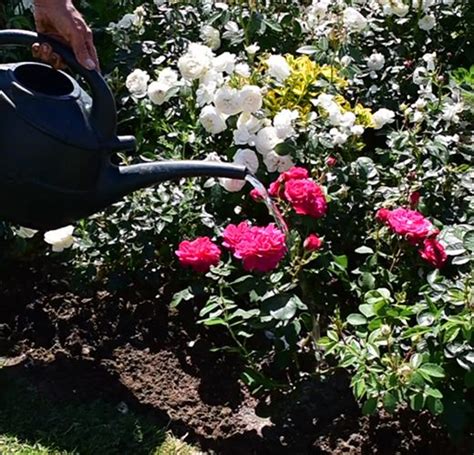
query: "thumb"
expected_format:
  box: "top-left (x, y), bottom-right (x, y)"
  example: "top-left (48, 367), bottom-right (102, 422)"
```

top-left (70, 35), bottom-right (96, 70)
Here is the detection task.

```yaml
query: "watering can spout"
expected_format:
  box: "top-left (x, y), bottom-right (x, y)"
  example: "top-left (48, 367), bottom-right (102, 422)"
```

top-left (98, 160), bottom-right (248, 205)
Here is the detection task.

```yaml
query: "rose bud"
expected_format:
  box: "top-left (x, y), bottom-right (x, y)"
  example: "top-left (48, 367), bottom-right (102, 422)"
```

top-left (303, 234), bottom-right (323, 251)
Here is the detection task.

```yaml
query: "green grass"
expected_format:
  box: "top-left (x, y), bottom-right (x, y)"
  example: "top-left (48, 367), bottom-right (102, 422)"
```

top-left (0, 370), bottom-right (198, 455)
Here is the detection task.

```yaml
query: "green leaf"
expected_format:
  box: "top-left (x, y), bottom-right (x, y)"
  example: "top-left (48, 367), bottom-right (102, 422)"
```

top-left (383, 392), bottom-right (397, 413)
top-left (347, 313), bottom-right (367, 326)
top-left (170, 287), bottom-right (194, 308)
top-left (355, 246), bottom-right (374, 254)
top-left (410, 353), bottom-right (423, 368)
top-left (410, 393), bottom-right (425, 411)
top-left (426, 396), bottom-right (444, 415)
top-left (201, 318), bottom-right (227, 326)
top-left (333, 255), bottom-right (348, 270)
top-left (362, 397), bottom-right (378, 415)
top-left (425, 387), bottom-right (443, 399)
top-left (297, 45), bottom-right (318, 54)
top-left (462, 230), bottom-right (474, 252)
top-left (419, 363), bottom-right (445, 379)
top-left (274, 142), bottom-right (296, 156)
top-left (359, 304), bottom-right (375, 318)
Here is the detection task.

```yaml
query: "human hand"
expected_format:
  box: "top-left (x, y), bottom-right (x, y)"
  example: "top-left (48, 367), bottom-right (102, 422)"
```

top-left (32, 0), bottom-right (99, 71)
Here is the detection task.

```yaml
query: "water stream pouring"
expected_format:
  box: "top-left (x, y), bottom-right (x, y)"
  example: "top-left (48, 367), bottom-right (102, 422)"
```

top-left (0, 30), bottom-right (248, 230)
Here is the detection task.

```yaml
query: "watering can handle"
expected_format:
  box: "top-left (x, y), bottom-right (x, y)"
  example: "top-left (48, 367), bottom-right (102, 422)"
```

top-left (0, 29), bottom-right (116, 140)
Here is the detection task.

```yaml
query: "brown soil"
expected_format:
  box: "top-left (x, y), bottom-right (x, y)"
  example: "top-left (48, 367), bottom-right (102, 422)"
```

top-left (0, 259), bottom-right (472, 454)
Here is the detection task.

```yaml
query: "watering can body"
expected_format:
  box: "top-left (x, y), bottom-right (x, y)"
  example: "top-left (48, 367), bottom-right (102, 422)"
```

top-left (0, 30), bottom-right (246, 230)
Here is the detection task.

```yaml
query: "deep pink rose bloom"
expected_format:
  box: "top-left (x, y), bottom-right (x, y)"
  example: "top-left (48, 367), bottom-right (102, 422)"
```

top-left (419, 238), bottom-right (447, 268)
top-left (326, 156), bottom-right (337, 167)
top-left (222, 222), bottom-right (287, 272)
top-left (284, 178), bottom-right (327, 218)
top-left (304, 234), bottom-right (323, 251)
top-left (222, 221), bottom-right (252, 252)
top-left (250, 188), bottom-right (263, 202)
top-left (376, 208), bottom-right (390, 223)
top-left (175, 236), bottom-right (221, 272)
top-left (268, 166), bottom-right (309, 198)
top-left (386, 208), bottom-right (434, 243)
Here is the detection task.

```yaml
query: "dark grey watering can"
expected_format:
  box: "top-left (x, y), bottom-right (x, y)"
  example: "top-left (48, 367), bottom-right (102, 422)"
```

top-left (0, 30), bottom-right (247, 230)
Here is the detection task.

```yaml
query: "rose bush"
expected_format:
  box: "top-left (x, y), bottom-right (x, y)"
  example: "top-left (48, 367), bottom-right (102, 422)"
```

top-left (2, 0), bottom-right (473, 438)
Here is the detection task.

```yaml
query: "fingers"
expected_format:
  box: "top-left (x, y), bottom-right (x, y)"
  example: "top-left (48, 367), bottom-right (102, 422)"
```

top-left (31, 42), bottom-right (65, 70)
top-left (70, 25), bottom-right (97, 71)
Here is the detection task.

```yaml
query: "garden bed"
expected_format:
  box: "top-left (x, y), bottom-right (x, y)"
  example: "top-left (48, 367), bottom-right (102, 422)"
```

top-left (0, 259), bottom-right (471, 454)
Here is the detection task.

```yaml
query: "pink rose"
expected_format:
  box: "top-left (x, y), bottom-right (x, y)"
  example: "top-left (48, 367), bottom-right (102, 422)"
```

top-left (326, 156), bottom-right (337, 167)
top-left (385, 208), bottom-right (435, 243)
top-left (222, 222), bottom-right (287, 272)
top-left (175, 236), bottom-right (221, 273)
top-left (284, 178), bottom-right (327, 218)
top-left (376, 208), bottom-right (390, 223)
top-left (268, 166), bottom-right (309, 198)
top-left (250, 188), bottom-right (263, 202)
top-left (304, 234), bottom-right (323, 251)
top-left (419, 238), bottom-right (447, 268)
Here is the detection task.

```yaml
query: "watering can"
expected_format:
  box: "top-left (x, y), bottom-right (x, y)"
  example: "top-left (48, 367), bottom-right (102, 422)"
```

top-left (0, 30), bottom-right (247, 230)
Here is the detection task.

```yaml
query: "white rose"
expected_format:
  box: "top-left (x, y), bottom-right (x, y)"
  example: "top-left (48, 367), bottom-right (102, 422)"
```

top-left (200, 25), bottom-right (221, 50)
top-left (418, 15), bottom-right (436, 31)
top-left (126, 69), bottom-right (150, 98)
top-left (343, 7), bottom-right (367, 32)
top-left (44, 225), bottom-right (75, 252)
top-left (351, 125), bottom-right (365, 136)
top-left (233, 127), bottom-right (253, 145)
top-left (263, 151), bottom-right (294, 173)
top-left (220, 148), bottom-right (259, 192)
top-left (157, 67), bottom-right (179, 86)
top-left (178, 43), bottom-right (214, 80)
top-left (391, 1), bottom-right (409, 17)
top-left (199, 105), bottom-right (227, 134)
top-left (329, 128), bottom-right (349, 146)
top-left (442, 101), bottom-right (463, 123)
top-left (213, 52), bottom-right (236, 74)
top-left (196, 81), bottom-right (218, 106)
top-left (255, 126), bottom-right (282, 155)
top-left (239, 85), bottom-right (262, 113)
top-left (372, 108), bottom-right (395, 129)
top-left (147, 81), bottom-right (171, 105)
top-left (245, 44), bottom-right (260, 55)
top-left (338, 112), bottom-right (356, 129)
top-left (422, 52), bottom-right (436, 72)
top-left (340, 55), bottom-right (353, 67)
top-left (267, 55), bottom-right (291, 83)
top-left (237, 112), bottom-right (263, 134)
top-left (273, 109), bottom-right (298, 139)
top-left (367, 53), bottom-right (385, 71)
top-left (235, 63), bottom-right (251, 77)
top-left (16, 227), bottom-right (38, 238)
top-left (214, 86), bottom-right (242, 115)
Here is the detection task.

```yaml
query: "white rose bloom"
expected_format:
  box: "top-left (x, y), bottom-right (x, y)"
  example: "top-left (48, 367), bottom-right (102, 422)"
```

top-left (178, 43), bottom-right (214, 80)
top-left (343, 7), bottom-right (367, 32)
top-left (267, 55), bottom-right (291, 83)
top-left (239, 85), bottom-right (262, 113)
top-left (422, 52), bottom-right (436, 72)
top-left (391, 1), bottom-right (409, 17)
top-left (338, 112), bottom-right (356, 129)
top-left (414, 98), bottom-right (427, 110)
top-left (340, 55), bottom-right (353, 67)
top-left (200, 25), bottom-right (221, 50)
top-left (412, 0), bottom-right (434, 10)
top-left (350, 125), bottom-right (365, 136)
top-left (273, 109), bottom-right (299, 139)
top-left (235, 63), bottom-right (251, 77)
top-left (372, 108), bottom-right (395, 129)
top-left (418, 15), bottom-right (436, 31)
top-left (16, 227), bottom-right (38, 238)
top-left (263, 151), bottom-right (294, 173)
top-left (367, 53), bottom-right (385, 71)
top-left (196, 81), bottom-right (218, 106)
top-left (126, 69), bottom-right (150, 98)
top-left (213, 52), bottom-right (236, 74)
top-left (220, 148), bottom-right (259, 192)
top-left (147, 81), bottom-right (171, 105)
top-left (157, 67), bottom-right (179, 86)
top-left (233, 126), bottom-right (253, 145)
top-left (199, 105), bottom-right (227, 134)
top-left (329, 128), bottom-right (349, 146)
top-left (442, 101), bottom-right (463, 123)
top-left (44, 225), bottom-right (75, 252)
top-left (255, 126), bottom-right (282, 155)
top-left (214, 86), bottom-right (242, 115)
top-left (237, 112), bottom-right (263, 134)
top-left (413, 67), bottom-right (428, 85)
top-left (245, 44), bottom-right (260, 55)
